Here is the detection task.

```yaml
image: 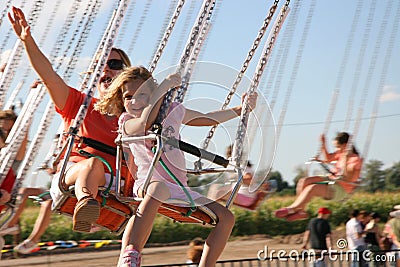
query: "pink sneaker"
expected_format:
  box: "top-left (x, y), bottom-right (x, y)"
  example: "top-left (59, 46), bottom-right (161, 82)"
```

top-left (14, 239), bottom-right (39, 254)
top-left (119, 249), bottom-right (141, 267)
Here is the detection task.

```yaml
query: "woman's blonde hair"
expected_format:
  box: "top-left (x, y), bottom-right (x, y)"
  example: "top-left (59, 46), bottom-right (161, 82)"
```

top-left (95, 66), bottom-right (155, 116)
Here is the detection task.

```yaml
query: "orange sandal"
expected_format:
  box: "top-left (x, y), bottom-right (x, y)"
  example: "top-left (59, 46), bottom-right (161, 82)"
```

top-left (73, 196), bottom-right (100, 233)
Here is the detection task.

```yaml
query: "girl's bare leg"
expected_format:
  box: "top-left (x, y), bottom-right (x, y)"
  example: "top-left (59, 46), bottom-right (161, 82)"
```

top-left (197, 198), bottom-right (235, 267)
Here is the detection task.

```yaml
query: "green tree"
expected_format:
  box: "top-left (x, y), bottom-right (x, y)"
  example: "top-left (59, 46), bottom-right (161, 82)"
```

top-left (293, 164), bottom-right (308, 188)
top-left (266, 170), bottom-right (288, 192)
top-left (362, 159), bottom-right (385, 192)
top-left (385, 161), bottom-right (400, 190)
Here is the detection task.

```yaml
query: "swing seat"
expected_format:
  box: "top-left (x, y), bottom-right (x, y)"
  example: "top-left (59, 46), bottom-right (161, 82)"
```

top-left (117, 134), bottom-right (223, 227)
top-left (158, 199), bottom-right (217, 225)
top-left (234, 191), bottom-right (271, 211)
top-left (213, 179), bottom-right (277, 211)
top-left (53, 185), bottom-right (137, 235)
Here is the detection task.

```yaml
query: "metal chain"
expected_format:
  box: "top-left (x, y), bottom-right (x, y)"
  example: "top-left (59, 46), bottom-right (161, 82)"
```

top-left (0, 88), bottom-right (44, 184)
top-left (52, 0), bottom-right (84, 72)
top-left (56, 0), bottom-right (131, 187)
top-left (0, 0), bottom-right (12, 27)
top-left (0, 0), bottom-right (27, 53)
top-left (12, 97), bottom-right (55, 200)
top-left (156, 0), bottom-right (216, 124)
top-left (233, 0), bottom-right (290, 170)
top-left (64, 0), bottom-right (102, 82)
top-left (148, 0), bottom-right (185, 73)
top-left (174, 0), bottom-right (214, 103)
top-left (363, 0), bottom-right (398, 158)
top-left (344, 0), bottom-right (376, 131)
top-left (0, 0), bottom-right (44, 109)
top-left (170, 0), bottom-right (197, 65)
top-left (4, 0), bottom-right (64, 109)
top-left (175, 20), bottom-right (211, 103)
top-left (276, 0), bottom-right (315, 145)
top-left (148, 0), bottom-right (180, 70)
top-left (116, 0), bottom-right (136, 47)
top-left (13, 0), bottom-right (103, 192)
top-left (0, 41), bottom-right (23, 108)
top-left (201, 0), bottom-right (281, 152)
top-left (70, 0), bottom-right (129, 132)
top-left (127, 0), bottom-right (153, 55)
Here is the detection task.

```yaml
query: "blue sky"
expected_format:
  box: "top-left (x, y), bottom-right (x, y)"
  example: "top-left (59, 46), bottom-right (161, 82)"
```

top-left (1, 0), bottom-right (399, 188)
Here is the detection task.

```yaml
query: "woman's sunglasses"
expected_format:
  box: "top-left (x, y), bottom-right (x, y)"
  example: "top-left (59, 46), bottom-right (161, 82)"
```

top-left (107, 59), bottom-right (125, 70)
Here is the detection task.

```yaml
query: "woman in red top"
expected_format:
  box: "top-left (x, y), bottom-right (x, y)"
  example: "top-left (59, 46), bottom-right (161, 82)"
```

top-left (8, 6), bottom-right (132, 233)
top-left (275, 132), bottom-right (363, 221)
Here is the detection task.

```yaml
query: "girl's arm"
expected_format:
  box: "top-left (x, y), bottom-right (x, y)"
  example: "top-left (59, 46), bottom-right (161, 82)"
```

top-left (183, 92), bottom-right (257, 126)
top-left (123, 73), bottom-right (181, 135)
top-left (8, 6), bottom-right (69, 110)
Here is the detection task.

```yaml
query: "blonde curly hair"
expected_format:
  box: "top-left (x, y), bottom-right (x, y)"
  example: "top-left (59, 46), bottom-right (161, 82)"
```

top-left (95, 66), bottom-right (156, 116)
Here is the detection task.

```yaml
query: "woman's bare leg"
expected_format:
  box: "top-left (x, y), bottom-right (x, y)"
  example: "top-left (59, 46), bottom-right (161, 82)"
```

top-left (289, 183), bottom-right (330, 211)
top-left (64, 158), bottom-right (106, 200)
top-left (296, 176), bottom-right (325, 195)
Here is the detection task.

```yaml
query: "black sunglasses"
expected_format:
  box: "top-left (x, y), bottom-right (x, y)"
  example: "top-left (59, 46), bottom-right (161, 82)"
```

top-left (107, 59), bottom-right (125, 70)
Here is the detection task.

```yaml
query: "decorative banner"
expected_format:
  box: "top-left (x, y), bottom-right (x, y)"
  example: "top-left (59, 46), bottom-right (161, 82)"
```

top-left (1, 239), bottom-right (122, 254)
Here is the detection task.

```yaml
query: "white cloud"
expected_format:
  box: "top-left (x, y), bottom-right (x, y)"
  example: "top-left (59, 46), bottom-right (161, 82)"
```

top-left (380, 85), bottom-right (400, 103)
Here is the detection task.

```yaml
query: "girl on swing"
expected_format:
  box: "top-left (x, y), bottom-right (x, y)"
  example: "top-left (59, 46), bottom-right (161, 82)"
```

top-left (275, 132), bottom-right (363, 221)
top-left (95, 66), bottom-right (258, 267)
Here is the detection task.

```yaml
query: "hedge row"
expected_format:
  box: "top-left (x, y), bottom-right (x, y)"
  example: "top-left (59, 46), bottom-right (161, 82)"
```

top-left (9, 192), bottom-right (400, 245)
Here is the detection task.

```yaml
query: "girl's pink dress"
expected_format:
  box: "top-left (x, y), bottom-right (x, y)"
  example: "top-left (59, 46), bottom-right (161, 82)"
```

top-left (119, 102), bottom-right (203, 204)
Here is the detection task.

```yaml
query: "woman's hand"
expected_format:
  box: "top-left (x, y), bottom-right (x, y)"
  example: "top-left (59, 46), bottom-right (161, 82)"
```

top-left (8, 6), bottom-right (31, 41)
top-left (241, 91), bottom-right (258, 111)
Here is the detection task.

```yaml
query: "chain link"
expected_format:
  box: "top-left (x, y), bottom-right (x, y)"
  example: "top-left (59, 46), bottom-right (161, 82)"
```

top-left (0, 0), bottom-right (45, 109)
top-left (156, 0), bottom-right (216, 124)
top-left (201, 0), bottom-right (281, 152)
top-left (0, 0), bottom-right (13, 27)
top-left (175, 12), bottom-right (212, 103)
top-left (233, 0), bottom-right (290, 169)
top-left (13, 0), bottom-right (103, 193)
top-left (149, 0), bottom-right (185, 73)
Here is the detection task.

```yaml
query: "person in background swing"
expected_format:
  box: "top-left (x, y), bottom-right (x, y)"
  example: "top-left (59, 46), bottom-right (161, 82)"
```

top-left (207, 144), bottom-right (276, 209)
top-left (275, 132), bottom-right (362, 221)
top-left (0, 109), bottom-right (28, 207)
top-left (8, 6), bottom-right (132, 235)
top-left (94, 66), bottom-right (258, 267)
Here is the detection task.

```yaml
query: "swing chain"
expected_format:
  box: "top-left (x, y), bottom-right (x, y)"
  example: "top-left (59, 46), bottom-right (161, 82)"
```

top-left (201, 0), bottom-right (281, 151)
top-left (178, 0), bottom-right (215, 74)
top-left (234, 0), bottom-right (290, 169)
top-left (175, 14), bottom-right (211, 103)
top-left (149, 0), bottom-right (186, 73)
top-left (156, 0), bottom-right (216, 124)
